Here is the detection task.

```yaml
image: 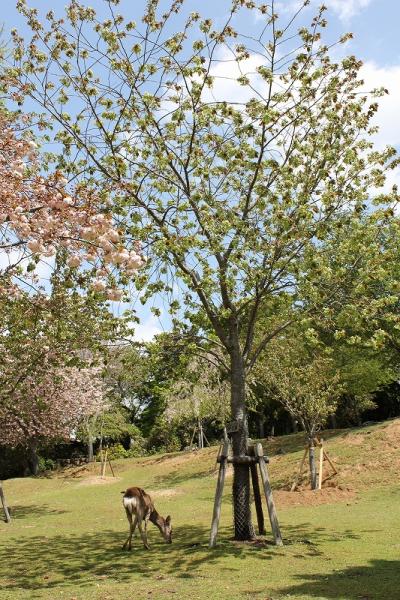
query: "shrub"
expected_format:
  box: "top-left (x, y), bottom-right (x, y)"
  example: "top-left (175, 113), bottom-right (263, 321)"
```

top-left (97, 442), bottom-right (146, 461)
top-left (37, 456), bottom-right (57, 473)
top-left (146, 417), bottom-right (182, 453)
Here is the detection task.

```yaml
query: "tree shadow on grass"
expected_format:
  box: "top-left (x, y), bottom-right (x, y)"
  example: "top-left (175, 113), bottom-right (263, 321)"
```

top-left (0, 519), bottom-right (362, 595)
top-left (7, 504), bottom-right (68, 520)
top-left (279, 559), bottom-right (400, 599)
top-left (0, 523), bottom-right (272, 594)
top-left (282, 522), bottom-right (360, 546)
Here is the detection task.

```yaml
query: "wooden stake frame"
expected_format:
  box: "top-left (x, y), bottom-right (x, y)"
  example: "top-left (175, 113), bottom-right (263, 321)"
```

top-left (99, 449), bottom-right (116, 478)
top-left (0, 482), bottom-right (11, 523)
top-left (291, 438), bottom-right (338, 492)
top-left (189, 418), bottom-right (210, 450)
top-left (209, 441), bottom-right (283, 547)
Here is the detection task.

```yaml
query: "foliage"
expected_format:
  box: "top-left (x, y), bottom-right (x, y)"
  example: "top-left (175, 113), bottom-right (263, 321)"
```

top-left (254, 337), bottom-right (343, 439)
top-left (80, 404), bottom-right (144, 450)
top-left (146, 416), bottom-right (182, 454)
top-left (297, 211), bottom-right (400, 353)
top-left (37, 456), bottom-right (57, 473)
top-left (164, 357), bottom-right (230, 427)
top-left (0, 109), bottom-right (143, 297)
top-left (0, 365), bottom-right (108, 449)
top-left (11, 0), bottom-right (399, 538)
top-left (103, 343), bottom-right (154, 425)
top-left (98, 442), bottom-right (145, 461)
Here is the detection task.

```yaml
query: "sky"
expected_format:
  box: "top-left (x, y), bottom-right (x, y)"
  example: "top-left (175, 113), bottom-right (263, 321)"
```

top-left (2, 0), bottom-right (400, 341)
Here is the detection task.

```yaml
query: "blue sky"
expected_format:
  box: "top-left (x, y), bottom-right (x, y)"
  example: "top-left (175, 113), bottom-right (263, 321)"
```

top-left (2, 0), bottom-right (400, 340)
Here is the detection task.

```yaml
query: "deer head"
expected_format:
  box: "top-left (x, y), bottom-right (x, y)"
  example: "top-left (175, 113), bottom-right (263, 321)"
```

top-left (161, 515), bottom-right (172, 543)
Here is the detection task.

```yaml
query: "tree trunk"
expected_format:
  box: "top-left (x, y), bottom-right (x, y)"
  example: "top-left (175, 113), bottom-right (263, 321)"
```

top-left (258, 415), bottom-right (265, 439)
top-left (87, 434), bottom-right (94, 462)
top-left (329, 414), bottom-right (337, 429)
top-left (291, 416), bottom-right (298, 433)
top-left (308, 437), bottom-right (317, 490)
top-left (198, 417), bottom-right (203, 449)
top-left (27, 440), bottom-right (39, 476)
top-left (230, 345), bottom-right (255, 541)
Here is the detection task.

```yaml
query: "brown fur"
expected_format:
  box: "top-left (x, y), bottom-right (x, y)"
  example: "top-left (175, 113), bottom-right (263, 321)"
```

top-left (121, 487), bottom-right (172, 550)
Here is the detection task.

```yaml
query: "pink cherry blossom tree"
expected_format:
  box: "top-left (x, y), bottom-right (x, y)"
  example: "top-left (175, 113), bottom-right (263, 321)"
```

top-left (0, 276), bottom-right (119, 475)
top-left (0, 366), bottom-right (109, 475)
top-left (0, 108), bottom-right (145, 298)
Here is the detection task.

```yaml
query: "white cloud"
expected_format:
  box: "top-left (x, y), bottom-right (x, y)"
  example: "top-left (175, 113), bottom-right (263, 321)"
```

top-left (360, 61), bottom-right (400, 149)
top-left (276, 0), bottom-right (373, 22)
top-left (326, 0), bottom-right (373, 21)
top-left (129, 314), bottom-right (163, 343)
top-left (201, 48), bottom-right (270, 105)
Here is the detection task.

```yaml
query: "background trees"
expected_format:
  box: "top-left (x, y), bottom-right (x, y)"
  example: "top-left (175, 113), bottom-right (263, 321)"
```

top-left (163, 356), bottom-right (230, 447)
top-left (0, 256), bottom-right (124, 473)
top-left (0, 364), bottom-right (108, 474)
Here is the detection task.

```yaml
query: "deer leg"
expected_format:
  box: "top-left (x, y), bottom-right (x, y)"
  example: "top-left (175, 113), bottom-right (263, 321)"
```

top-left (122, 509), bottom-right (133, 550)
top-left (137, 519), bottom-right (150, 550)
top-left (123, 511), bottom-right (137, 551)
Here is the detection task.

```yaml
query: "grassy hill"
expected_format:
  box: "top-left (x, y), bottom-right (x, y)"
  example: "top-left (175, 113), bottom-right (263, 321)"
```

top-left (1, 419), bottom-right (400, 600)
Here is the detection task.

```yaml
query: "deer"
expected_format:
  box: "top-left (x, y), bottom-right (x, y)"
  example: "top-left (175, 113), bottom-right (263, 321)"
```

top-left (121, 487), bottom-right (172, 550)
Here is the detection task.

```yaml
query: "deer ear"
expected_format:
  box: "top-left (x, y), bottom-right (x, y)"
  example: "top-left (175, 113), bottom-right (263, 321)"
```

top-left (166, 515), bottom-right (171, 525)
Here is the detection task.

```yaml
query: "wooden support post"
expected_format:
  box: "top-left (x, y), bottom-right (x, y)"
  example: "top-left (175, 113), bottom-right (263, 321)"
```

top-left (189, 424), bottom-right (196, 448)
top-left (291, 447), bottom-right (308, 492)
top-left (108, 457), bottom-right (115, 478)
top-left (255, 443), bottom-right (283, 546)
top-left (202, 429), bottom-right (210, 447)
top-left (323, 451), bottom-right (338, 475)
top-left (250, 462), bottom-right (266, 535)
top-left (0, 482), bottom-right (11, 523)
top-left (318, 443), bottom-right (324, 490)
top-left (101, 449), bottom-right (108, 477)
top-left (198, 417), bottom-right (203, 449)
top-left (209, 440), bottom-right (229, 548)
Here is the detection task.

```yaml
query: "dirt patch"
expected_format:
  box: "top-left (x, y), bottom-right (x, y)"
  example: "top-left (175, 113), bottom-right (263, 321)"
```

top-left (275, 486), bottom-right (355, 508)
top-left (77, 476), bottom-right (121, 486)
top-left (345, 435), bottom-right (366, 446)
top-left (57, 464), bottom-right (95, 479)
top-left (143, 447), bottom-right (216, 469)
top-left (382, 419), bottom-right (400, 444)
top-left (148, 488), bottom-right (182, 498)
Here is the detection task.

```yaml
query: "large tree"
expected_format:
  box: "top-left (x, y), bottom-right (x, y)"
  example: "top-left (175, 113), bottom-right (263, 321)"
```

top-left (11, 0), bottom-right (399, 539)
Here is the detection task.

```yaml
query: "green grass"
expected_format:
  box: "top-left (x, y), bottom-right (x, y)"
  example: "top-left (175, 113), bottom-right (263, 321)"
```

top-left (1, 419), bottom-right (400, 599)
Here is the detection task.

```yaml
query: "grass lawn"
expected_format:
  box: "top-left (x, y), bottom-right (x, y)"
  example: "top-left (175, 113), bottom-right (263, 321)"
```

top-left (1, 419), bottom-right (400, 600)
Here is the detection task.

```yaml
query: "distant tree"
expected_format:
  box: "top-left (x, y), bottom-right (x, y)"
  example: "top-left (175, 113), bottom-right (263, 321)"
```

top-left (77, 404), bottom-right (141, 461)
top-left (0, 366), bottom-right (107, 474)
top-left (164, 357), bottom-right (230, 445)
top-left (0, 262), bottom-right (124, 472)
top-left (254, 337), bottom-right (342, 488)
